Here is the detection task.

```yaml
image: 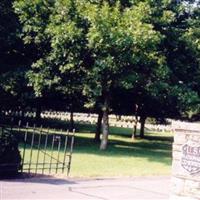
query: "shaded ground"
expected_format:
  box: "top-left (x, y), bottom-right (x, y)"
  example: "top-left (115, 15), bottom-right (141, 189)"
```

top-left (14, 124), bottom-right (172, 177)
top-left (0, 175), bottom-right (170, 200)
top-left (3, 121), bottom-right (173, 177)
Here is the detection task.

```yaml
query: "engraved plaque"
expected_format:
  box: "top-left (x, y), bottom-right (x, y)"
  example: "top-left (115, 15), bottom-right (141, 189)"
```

top-left (181, 138), bottom-right (200, 174)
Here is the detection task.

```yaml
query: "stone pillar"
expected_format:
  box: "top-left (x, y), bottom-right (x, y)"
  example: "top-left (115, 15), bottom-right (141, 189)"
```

top-left (171, 123), bottom-right (200, 199)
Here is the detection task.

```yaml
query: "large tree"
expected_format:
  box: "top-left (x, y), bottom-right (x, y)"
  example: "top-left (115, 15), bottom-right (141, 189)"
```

top-left (161, 0), bottom-right (200, 119)
top-left (14, 0), bottom-right (200, 150)
top-left (14, 0), bottom-right (87, 127)
top-left (83, 1), bottom-right (167, 149)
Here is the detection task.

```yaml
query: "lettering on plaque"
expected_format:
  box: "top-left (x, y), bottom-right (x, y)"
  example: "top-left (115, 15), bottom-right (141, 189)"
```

top-left (181, 138), bottom-right (200, 174)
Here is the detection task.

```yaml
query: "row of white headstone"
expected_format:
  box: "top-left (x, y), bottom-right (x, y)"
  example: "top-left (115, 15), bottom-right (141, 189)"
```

top-left (3, 110), bottom-right (199, 132)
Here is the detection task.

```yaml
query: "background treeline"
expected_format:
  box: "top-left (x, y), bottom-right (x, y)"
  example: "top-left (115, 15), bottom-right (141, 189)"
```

top-left (0, 0), bottom-right (200, 149)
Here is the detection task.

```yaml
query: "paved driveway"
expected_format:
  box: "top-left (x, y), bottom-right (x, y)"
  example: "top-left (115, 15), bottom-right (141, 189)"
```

top-left (0, 176), bottom-right (170, 200)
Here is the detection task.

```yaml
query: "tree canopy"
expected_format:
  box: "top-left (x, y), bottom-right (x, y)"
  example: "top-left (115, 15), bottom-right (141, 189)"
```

top-left (0, 0), bottom-right (198, 149)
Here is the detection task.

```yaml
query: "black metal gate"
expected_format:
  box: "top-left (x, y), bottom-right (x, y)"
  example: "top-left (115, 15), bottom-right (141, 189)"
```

top-left (0, 123), bottom-right (75, 176)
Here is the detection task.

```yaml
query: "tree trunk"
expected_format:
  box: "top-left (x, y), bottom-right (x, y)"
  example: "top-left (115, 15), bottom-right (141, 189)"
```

top-left (139, 116), bottom-right (146, 138)
top-left (100, 95), bottom-right (109, 150)
top-left (36, 106), bottom-right (41, 122)
top-left (21, 109), bottom-right (25, 120)
top-left (116, 115), bottom-right (121, 121)
top-left (94, 111), bottom-right (103, 143)
top-left (132, 115), bottom-right (138, 140)
top-left (132, 104), bottom-right (139, 140)
top-left (0, 106), bottom-right (2, 124)
top-left (69, 110), bottom-right (74, 131)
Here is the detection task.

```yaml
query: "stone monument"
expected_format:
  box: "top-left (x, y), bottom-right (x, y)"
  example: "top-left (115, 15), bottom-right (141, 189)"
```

top-left (171, 122), bottom-right (200, 199)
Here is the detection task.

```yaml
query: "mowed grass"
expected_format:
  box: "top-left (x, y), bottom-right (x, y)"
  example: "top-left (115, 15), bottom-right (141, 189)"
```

top-left (19, 124), bottom-right (173, 177)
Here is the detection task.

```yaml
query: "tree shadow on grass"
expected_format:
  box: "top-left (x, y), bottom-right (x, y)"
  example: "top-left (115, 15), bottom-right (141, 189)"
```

top-left (143, 135), bottom-right (173, 142)
top-left (73, 134), bottom-right (172, 166)
top-left (14, 120), bottom-right (173, 167)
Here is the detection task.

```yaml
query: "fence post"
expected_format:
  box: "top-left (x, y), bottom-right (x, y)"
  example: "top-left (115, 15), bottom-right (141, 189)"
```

top-left (56, 134), bottom-right (61, 173)
top-left (18, 120), bottom-right (21, 132)
top-left (42, 128), bottom-right (49, 174)
top-left (21, 122), bottom-right (28, 172)
top-left (67, 129), bottom-right (75, 176)
top-left (49, 134), bottom-right (55, 174)
top-left (35, 125), bottom-right (42, 174)
top-left (62, 130), bottom-right (69, 173)
top-left (28, 124), bottom-right (36, 173)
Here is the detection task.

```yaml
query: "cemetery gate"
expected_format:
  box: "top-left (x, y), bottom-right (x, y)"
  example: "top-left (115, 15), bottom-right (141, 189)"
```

top-left (0, 123), bottom-right (75, 176)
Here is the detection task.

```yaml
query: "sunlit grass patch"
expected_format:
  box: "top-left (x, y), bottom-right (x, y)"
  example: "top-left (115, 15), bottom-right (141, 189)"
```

top-left (18, 124), bottom-right (173, 177)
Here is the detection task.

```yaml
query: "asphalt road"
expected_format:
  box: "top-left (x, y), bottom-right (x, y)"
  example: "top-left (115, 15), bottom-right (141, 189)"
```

top-left (0, 176), bottom-right (170, 200)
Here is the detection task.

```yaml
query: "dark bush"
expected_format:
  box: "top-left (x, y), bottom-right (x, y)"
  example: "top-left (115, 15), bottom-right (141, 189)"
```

top-left (0, 128), bottom-right (21, 177)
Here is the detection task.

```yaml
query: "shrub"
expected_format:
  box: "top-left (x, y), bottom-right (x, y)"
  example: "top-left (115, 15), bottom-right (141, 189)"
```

top-left (0, 128), bottom-right (21, 177)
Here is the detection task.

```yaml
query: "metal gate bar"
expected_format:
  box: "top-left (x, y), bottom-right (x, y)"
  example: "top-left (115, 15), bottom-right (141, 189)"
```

top-left (0, 123), bottom-right (75, 176)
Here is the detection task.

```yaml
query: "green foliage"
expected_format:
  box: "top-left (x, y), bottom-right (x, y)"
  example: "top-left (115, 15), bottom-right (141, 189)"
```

top-left (0, 0), bottom-right (20, 57)
top-left (14, 0), bottom-right (53, 46)
top-left (0, 129), bottom-right (21, 177)
top-left (183, 5), bottom-right (200, 63)
top-left (161, 0), bottom-right (200, 118)
top-left (83, 1), bottom-right (166, 101)
top-left (0, 0), bottom-right (34, 111)
top-left (10, 0), bottom-right (200, 137)
top-left (14, 0), bottom-right (166, 101)
top-left (14, 0), bottom-right (86, 110)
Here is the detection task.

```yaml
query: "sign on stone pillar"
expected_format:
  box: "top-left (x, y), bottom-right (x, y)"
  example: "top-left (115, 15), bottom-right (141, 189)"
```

top-left (181, 136), bottom-right (200, 174)
top-left (171, 122), bottom-right (200, 200)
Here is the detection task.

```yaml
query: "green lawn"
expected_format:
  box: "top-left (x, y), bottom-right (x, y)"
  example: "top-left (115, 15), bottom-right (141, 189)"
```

top-left (19, 124), bottom-right (173, 177)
